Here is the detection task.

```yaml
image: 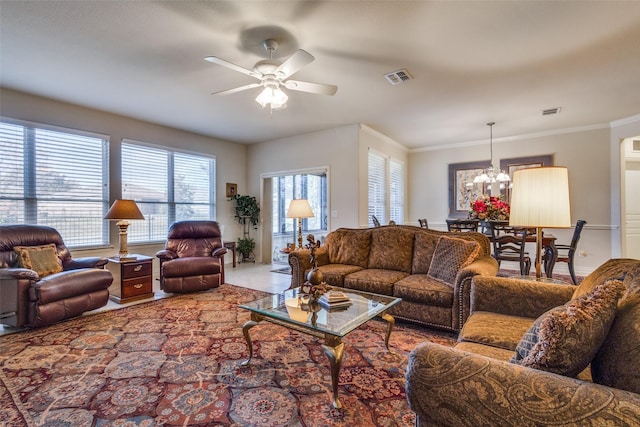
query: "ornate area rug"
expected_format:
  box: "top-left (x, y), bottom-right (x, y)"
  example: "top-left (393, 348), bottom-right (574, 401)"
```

top-left (0, 284), bottom-right (456, 426)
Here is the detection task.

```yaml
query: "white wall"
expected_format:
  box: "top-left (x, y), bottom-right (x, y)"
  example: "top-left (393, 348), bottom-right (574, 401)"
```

top-left (357, 125), bottom-right (410, 227)
top-left (245, 125), bottom-right (360, 261)
top-left (611, 115), bottom-right (640, 258)
top-left (408, 125), bottom-right (626, 276)
top-left (0, 88), bottom-right (246, 266)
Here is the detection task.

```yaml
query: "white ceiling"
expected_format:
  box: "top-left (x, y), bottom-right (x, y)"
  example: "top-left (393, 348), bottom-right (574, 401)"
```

top-left (2, 1), bottom-right (640, 149)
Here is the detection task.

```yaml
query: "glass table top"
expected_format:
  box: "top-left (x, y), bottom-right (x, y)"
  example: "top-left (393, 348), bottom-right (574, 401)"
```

top-left (239, 287), bottom-right (401, 338)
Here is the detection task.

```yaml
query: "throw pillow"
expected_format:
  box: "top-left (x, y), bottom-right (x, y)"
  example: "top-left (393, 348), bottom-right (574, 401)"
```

top-left (14, 243), bottom-right (63, 278)
top-left (590, 262), bottom-right (640, 394)
top-left (511, 278), bottom-right (625, 377)
top-left (427, 236), bottom-right (479, 285)
top-left (411, 232), bottom-right (440, 274)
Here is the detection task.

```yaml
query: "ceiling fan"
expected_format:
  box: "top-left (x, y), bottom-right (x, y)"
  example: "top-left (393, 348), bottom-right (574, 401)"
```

top-left (205, 39), bottom-right (338, 110)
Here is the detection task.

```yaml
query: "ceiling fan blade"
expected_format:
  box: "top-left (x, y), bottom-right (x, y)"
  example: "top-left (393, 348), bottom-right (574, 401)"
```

top-left (275, 49), bottom-right (314, 79)
top-left (283, 80), bottom-right (338, 96)
top-left (204, 56), bottom-right (260, 78)
top-left (211, 83), bottom-right (261, 96)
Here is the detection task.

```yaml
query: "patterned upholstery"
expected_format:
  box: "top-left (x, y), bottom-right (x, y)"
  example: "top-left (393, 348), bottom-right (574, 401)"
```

top-left (427, 237), bottom-right (479, 285)
top-left (512, 279), bottom-right (625, 377)
top-left (406, 258), bottom-right (640, 426)
top-left (288, 225), bottom-right (498, 331)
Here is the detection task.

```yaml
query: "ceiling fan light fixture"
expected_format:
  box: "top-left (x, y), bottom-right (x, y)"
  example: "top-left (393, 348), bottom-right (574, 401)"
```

top-left (255, 86), bottom-right (288, 109)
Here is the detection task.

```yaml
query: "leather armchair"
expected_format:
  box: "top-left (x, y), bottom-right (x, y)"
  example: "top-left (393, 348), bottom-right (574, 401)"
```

top-left (156, 221), bottom-right (227, 293)
top-left (0, 224), bottom-right (113, 327)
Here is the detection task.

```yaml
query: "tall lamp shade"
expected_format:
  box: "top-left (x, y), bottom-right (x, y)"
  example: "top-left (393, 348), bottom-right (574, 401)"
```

top-left (509, 167), bottom-right (571, 279)
top-left (104, 199), bottom-right (145, 260)
top-left (286, 199), bottom-right (314, 249)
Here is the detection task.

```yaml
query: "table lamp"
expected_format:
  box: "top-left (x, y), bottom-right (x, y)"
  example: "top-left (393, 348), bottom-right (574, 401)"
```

top-left (509, 167), bottom-right (571, 280)
top-left (104, 199), bottom-right (145, 261)
top-left (286, 199), bottom-right (314, 249)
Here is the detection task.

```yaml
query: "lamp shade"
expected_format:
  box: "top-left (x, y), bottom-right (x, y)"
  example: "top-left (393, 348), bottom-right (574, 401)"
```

top-left (286, 199), bottom-right (314, 218)
top-left (509, 167), bottom-right (571, 228)
top-left (104, 199), bottom-right (145, 220)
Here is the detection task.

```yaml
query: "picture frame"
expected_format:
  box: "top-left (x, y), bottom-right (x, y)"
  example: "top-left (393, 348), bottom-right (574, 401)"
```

top-left (448, 160), bottom-right (490, 218)
top-left (225, 183), bottom-right (238, 198)
top-left (499, 155), bottom-right (553, 201)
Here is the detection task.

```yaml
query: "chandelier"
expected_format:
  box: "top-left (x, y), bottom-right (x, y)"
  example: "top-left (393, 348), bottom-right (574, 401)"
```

top-left (473, 121), bottom-right (510, 185)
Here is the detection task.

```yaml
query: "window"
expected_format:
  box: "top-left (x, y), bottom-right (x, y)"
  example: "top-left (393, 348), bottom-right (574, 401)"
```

top-left (121, 140), bottom-right (216, 243)
top-left (368, 150), bottom-right (387, 226)
top-left (389, 159), bottom-right (405, 223)
top-left (0, 119), bottom-right (110, 247)
top-left (271, 172), bottom-right (328, 261)
top-left (368, 149), bottom-right (405, 226)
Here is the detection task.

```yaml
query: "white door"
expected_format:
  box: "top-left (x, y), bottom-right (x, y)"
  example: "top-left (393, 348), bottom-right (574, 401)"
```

top-left (623, 137), bottom-right (640, 259)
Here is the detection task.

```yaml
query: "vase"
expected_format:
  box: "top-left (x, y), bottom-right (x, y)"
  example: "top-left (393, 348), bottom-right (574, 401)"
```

top-left (306, 268), bottom-right (324, 286)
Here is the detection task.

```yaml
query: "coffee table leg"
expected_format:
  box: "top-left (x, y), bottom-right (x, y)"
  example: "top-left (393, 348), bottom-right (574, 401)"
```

top-left (380, 312), bottom-right (396, 354)
top-left (321, 336), bottom-right (345, 409)
top-left (241, 319), bottom-right (258, 366)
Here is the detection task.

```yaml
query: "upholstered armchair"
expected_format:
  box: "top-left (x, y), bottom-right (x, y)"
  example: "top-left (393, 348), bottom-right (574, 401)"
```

top-left (0, 224), bottom-right (113, 327)
top-left (155, 221), bottom-right (227, 293)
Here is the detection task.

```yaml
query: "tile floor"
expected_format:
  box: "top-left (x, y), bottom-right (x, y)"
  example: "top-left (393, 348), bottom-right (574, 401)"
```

top-left (0, 262), bottom-right (292, 336)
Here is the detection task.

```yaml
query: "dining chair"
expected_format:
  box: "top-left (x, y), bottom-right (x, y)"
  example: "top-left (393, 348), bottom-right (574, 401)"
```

top-left (549, 219), bottom-right (587, 284)
top-left (418, 218), bottom-right (429, 228)
top-left (489, 222), bottom-right (532, 276)
top-left (446, 219), bottom-right (480, 232)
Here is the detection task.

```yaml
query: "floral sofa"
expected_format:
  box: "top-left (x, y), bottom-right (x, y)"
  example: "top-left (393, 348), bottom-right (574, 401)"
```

top-left (406, 258), bottom-right (640, 426)
top-left (288, 225), bottom-right (498, 331)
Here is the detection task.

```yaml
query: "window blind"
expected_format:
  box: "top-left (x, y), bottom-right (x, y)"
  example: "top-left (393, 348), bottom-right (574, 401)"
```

top-left (368, 150), bottom-right (386, 226)
top-left (0, 120), bottom-right (109, 247)
top-left (389, 159), bottom-right (405, 223)
top-left (121, 140), bottom-right (216, 243)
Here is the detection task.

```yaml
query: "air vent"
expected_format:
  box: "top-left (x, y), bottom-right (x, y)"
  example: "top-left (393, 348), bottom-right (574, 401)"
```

top-left (384, 69), bottom-right (413, 85)
top-left (542, 107), bottom-right (561, 116)
top-left (633, 140), bottom-right (640, 152)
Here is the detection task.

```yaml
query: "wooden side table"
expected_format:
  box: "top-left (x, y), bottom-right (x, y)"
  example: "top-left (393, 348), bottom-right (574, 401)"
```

top-left (106, 254), bottom-right (154, 304)
top-left (223, 241), bottom-right (236, 268)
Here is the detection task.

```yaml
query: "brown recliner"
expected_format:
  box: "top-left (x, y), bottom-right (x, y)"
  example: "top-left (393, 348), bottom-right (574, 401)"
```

top-left (0, 224), bottom-right (113, 327)
top-left (156, 221), bottom-right (227, 293)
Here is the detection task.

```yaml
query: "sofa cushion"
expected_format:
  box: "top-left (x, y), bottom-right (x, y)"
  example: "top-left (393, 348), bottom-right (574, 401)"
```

top-left (411, 232), bottom-right (440, 274)
top-left (428, 236), bottom-right (479, 285)
top-left (325, 229), bottom-right (371, 268)
top-left (161, 257), bottom-right (221, 278)
top-left (455, 341), bottom-right (517, 362)
top-left (394, 275), bottom-right (453, 307)
top-left (460, 311), bottom-right (534, 351)
top-left (343, 268), bottom-right (408, 295)
top-left (591, 262), bottom-right (640, 394)
top-left (512, 279), bottom-right (625, 377)
top-left (367, 226), bottom-right (415, 273)
top-left (14, 244), bottom-right (63, 278)
top-left (315, 264), bottom-right (363, 287)
top-left (571, 258), bottom-right (634, 299)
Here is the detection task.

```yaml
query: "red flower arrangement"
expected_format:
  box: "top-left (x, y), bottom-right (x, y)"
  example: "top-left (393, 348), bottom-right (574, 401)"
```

top-left (469, 196), bottom-right (510, 221)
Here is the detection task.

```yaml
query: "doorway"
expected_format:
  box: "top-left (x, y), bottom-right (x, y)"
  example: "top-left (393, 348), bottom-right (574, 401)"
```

top-left (621, 136), bottom-right (640, 259)
top-left (261, 169), bottom-right (329, 265)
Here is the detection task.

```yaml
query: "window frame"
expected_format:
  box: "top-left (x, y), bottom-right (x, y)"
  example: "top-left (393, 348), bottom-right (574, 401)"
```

top-left (368, 148), bottom-right (405, 226)
top-left (0, 117), bottom-right (110, 248)
top-left (121, 138), bottom-right (217, 244)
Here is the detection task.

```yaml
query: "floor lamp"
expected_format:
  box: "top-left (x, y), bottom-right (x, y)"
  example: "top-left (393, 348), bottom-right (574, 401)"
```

top-left (104, 199), bottom-right (145, 261)
top-left (509, 167), bottom-right (571, 280)
top-left (286, 199), bottom-right (314, 250)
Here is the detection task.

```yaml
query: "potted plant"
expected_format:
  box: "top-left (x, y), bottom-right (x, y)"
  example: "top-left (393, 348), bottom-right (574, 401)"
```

top-left (236, 237), bottom-right (256, 261)
top-left (232, 194), bottom-right (260, 228)
top-left (232, 195), bottom-right (260, 262)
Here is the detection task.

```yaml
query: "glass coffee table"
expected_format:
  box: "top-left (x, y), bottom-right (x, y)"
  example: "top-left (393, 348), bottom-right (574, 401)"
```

top-left (239, 287), bottom-right (402, 409)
